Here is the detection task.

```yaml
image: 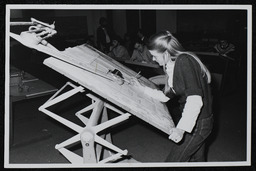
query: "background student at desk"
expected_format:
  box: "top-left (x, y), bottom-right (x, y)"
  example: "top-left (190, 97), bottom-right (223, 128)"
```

top-left (130, 38), bottom-right (153, 63)
top-left (108, 35), bottom-right (130, 61)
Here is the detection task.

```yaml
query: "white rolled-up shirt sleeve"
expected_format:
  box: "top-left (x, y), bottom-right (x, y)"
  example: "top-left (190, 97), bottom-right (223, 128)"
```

top-left (176, 95), bottom-right (203, 133)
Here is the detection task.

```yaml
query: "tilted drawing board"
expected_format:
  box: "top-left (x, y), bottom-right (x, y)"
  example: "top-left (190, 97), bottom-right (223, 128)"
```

top-left (10, 32), bottom-right (175, 135)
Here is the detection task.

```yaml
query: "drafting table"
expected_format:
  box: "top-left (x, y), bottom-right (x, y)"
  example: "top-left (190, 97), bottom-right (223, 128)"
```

top-left (9, 19), bottom-right (174, 164)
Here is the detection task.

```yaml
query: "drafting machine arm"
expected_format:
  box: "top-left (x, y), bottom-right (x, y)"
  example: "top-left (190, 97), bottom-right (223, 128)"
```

top-left (10, 18), bottom-right (58, 51)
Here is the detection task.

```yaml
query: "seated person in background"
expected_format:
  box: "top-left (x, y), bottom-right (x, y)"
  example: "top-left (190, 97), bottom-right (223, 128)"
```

top-left (123, 33), bottom-right (133, 56)
top-left (130, 38), bottom-right (153, 63)
top-left (108, 35), bottom-right (130, 61)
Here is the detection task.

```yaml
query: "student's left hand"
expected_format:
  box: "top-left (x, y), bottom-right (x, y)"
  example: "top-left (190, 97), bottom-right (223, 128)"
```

top-left (169, 128), bottom-right (185, 143)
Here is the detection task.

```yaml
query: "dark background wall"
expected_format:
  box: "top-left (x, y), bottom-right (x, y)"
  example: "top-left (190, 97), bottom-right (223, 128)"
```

top-left (176, 10), bottom-right (247, 49)
top-left (10, 9), bottom-right (247, 50)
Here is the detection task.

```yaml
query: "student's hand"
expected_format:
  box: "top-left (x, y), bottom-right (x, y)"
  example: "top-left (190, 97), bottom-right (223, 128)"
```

top-left (168, 128), bottom-right (185, 143)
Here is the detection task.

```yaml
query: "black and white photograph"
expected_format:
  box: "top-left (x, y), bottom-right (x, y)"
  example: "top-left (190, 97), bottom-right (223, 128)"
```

top-left (4, 4), bottom-right (253, 168)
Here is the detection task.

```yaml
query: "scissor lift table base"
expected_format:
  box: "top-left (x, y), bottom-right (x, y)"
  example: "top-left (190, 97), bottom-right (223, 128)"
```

top-left (39, 82), bottom-right (132, 164)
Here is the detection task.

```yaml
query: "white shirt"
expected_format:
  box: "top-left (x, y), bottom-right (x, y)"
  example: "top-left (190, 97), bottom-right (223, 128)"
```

top-left (165, 61), bottom-right (175, 93)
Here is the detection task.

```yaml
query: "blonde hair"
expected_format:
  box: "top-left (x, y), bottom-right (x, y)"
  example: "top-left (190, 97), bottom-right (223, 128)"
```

top-left (147, 30), bottom-right (211, 84)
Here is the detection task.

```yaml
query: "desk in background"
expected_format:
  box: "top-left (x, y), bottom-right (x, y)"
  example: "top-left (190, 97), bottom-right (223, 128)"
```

top-left (193, 51), bottom-right (234, 61)
top-left (121, 60), bottom-right (164, 78)
top-left (124, 60), bottom-right (160, 68)
top-left (10, 67), bottom-right (58, 147)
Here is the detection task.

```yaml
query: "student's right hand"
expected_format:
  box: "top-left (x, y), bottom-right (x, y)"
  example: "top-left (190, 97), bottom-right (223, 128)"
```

top-left (131, 78), bottom-right (169, 102)
top-left (144, 87), bottom-right (170, 102)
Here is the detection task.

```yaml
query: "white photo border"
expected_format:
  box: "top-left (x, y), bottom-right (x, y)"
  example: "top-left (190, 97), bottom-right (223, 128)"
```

top-left (4, 4), bottom-right (252, 168)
